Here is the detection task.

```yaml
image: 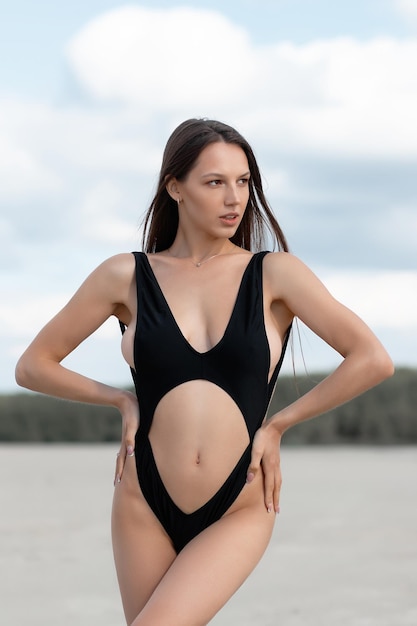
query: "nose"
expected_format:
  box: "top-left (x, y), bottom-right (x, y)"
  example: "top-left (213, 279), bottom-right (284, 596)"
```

top-left (225, 183), bottom-right (240, 206)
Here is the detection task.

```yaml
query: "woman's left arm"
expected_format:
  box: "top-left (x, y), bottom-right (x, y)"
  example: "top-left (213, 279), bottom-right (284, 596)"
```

top-left (247, 252), bottom-right (394, 513)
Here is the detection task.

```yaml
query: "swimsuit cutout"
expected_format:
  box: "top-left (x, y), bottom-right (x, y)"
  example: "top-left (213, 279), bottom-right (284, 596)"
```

top-left (121, 251), bottom-right (291, 553)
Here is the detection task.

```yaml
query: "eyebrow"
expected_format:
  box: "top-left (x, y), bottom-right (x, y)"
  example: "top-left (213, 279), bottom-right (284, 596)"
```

top-left (200, 171), bottom-right (251, 179)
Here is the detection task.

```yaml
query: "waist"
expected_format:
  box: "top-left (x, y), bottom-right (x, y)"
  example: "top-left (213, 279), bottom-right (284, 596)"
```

top-left (139, 433), bottom-right (252, 515)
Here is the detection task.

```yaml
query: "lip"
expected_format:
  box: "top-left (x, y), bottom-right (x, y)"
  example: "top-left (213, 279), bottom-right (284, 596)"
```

top-left (219, 212), bottom-right (239, 220)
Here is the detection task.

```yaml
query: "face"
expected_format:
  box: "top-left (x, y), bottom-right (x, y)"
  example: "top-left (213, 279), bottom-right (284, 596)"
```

top-left (168, 141), bottom-right (250, 240)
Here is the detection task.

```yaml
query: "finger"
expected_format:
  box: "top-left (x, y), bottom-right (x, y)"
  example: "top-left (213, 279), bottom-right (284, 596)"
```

top-left (114, 416), bottom-right (138, 486)
top-left (273, 466), bottom-right (282, 514)
top-left (114, 450), bottom-right (123, 486)
top-left (125, 430), bottom-right (136, 457)
top-left (246, 442), bottom-right (263, 483)
top-left (115, 431), bottom-right (136, 482)
top-left (262, 461), bottom-right (276, 513)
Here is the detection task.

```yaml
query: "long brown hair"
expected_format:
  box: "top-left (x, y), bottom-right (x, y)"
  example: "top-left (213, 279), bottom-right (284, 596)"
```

top-left (142, 118), bottom-right (289, 253)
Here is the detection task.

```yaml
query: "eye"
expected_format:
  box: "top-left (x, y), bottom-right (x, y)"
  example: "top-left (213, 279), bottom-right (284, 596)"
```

top-left (208, 179), bottom-right (223, 187)
top-left (238, 177), bottom-right (250, 186)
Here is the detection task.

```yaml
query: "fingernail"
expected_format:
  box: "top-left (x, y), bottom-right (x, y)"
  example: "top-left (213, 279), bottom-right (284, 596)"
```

top-left (275, 505), bottom-right (280, 514)
top-left (116, 475), bottom-right (121, 483)
top-left (267, 504), bottom-right (273, 513)
top-left (127, 446), bottom-right (134, 456)
top-left (246, 472), bottom-right (254, 483)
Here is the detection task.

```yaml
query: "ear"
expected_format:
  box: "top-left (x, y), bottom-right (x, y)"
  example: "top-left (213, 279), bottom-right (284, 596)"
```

top-left (165, 177), bottom-right (181, 203)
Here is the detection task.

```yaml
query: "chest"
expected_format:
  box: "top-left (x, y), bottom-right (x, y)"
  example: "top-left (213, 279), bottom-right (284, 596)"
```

top-left (145, 260), bottom-right (255, 354)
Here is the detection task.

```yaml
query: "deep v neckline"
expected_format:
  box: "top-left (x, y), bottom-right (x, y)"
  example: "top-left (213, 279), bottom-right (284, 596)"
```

top-left (142, 252), bottom-right (256, 356)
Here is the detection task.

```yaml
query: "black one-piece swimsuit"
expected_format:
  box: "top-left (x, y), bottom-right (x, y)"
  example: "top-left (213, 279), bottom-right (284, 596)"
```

top-left (121, 251), bottom-right (290, 553)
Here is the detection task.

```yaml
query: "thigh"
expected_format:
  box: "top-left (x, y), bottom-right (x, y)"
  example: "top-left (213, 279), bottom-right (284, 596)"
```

top-left (132, 477), bottom-right (276, 626)
top-left (111, 455), bottom-right (177, 624)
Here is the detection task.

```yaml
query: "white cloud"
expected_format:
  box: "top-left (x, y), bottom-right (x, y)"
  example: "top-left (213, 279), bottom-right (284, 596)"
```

top-left (373, 205), bottom-right (417, 257)
top-left (0, 96), bottom-right (157, 253)
top-left (395, 0), bottom-right (417, 21)
top-left (320, 269), bottom-right (417, 329)
top-left (261, 168), bottom-right (291, 198)
top-left (0, 134), bottom-right (62, 201)
top-left (78, 180), bottom-right (138, 245)
top-left (0, 97), bottom-right (63, 202)
top-left (242, 37), bottom-right (417, 158)
top-left (66, 7), bottom-right (417, 157)
top-left (0, 97), bottom-right (160, 187)
top-left (66, 6), bottom-right (254, 110)
top-left (0, 217), bottom-right (14, 238)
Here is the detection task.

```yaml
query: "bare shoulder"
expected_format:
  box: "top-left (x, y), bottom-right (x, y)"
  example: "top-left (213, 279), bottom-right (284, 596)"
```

top-left (59, 253), bottom-right (138, 322)
top-left (263, 251), bottom-right (317, 297)
top-left (263, 250), bottom-right (310, 272)
top-left (85, 252), bottom-right (136, 295)
top-left (93, 252), bottom-right (136, 281)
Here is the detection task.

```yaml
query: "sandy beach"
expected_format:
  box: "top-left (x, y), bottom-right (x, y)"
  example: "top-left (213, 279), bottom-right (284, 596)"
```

top-left (1, 445), bottom-right (416, 625)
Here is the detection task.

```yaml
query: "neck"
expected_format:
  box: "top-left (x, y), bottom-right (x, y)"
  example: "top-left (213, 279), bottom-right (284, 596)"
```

top-left (167, 237), bottom-right (237, 262)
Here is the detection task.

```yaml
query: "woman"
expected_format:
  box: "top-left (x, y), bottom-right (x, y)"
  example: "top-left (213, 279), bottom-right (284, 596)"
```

top-left (15, 118), bottom-right (394, 625)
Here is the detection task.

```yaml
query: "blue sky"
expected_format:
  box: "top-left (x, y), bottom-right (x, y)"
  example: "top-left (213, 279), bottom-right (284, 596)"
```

top-left (1, 0), bottom-right (417, 391)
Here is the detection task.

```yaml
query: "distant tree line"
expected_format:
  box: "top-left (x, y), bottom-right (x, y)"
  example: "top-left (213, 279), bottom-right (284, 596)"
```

top-left (0, 368), bottom-right (416, 444)
top-left (269, 367), bottom-right (417, 445)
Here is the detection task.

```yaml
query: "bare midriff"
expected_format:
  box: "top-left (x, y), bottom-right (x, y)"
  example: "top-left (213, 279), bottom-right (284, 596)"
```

top-left (148, 380), bottom-right (250, 514)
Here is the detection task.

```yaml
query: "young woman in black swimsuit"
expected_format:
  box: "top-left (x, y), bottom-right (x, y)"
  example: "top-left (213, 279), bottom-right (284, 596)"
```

top-left (15, 119), bottom-right (394, 625)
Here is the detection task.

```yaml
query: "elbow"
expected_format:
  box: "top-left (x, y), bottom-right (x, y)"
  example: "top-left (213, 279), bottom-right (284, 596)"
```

top-left (15, 354), bottom-right (36, 390)
top-left (15, 357), bottom-right (28, 388)
top-left (382, 355), bottom-right (395, 380)
top-left (369, 346), bottom-right (395, 385)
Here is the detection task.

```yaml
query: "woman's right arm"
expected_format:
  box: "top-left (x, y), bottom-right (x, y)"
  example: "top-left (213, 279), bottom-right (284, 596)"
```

top-left (15, 252), bottom-right (137, 419)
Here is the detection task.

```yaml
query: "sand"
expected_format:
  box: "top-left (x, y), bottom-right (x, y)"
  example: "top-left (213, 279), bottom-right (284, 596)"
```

top-left (1, 445), bottom-right (416, 625)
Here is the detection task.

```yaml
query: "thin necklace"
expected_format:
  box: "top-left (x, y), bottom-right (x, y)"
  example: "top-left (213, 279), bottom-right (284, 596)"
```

top-left (167, 247), bottom-right (237, 268)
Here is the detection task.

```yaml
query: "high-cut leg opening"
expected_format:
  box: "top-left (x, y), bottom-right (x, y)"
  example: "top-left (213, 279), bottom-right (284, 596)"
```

top-left (143, 437), bottom-right (252, 518)
top-left (135, 437), bottom-right (253, 553)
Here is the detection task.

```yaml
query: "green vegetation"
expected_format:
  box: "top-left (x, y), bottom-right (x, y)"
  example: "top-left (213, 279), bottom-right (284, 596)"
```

top-left (268, 367), bottom-right (417, 445)
top-left (1, 368), bottom-right (415, 444)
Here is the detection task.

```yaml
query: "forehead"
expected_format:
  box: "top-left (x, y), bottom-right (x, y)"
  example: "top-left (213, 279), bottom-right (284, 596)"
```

top-left (191, 141), bottom-right (249, 175)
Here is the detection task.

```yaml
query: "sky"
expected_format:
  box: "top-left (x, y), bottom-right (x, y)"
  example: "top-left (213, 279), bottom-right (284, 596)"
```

top-left (1, 0), bottom-right (416, 393)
